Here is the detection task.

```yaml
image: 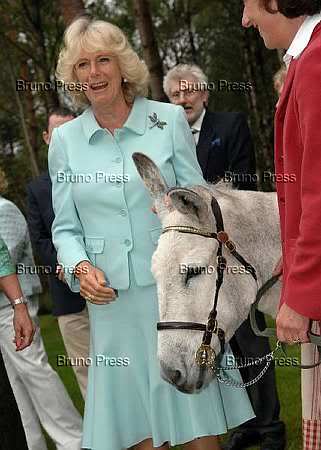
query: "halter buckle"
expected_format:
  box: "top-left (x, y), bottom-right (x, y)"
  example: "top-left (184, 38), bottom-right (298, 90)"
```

top-left (217, 255), bottom-right (227, 270)
top-left (195, 343), bottom-right (216, 370)
top-left (207, 318), bottom-right (218, 333)
top-left (225, 240), bottom-right (236, 252)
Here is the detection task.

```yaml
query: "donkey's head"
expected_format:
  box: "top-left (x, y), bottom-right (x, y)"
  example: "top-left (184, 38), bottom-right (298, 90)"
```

top-left (133, 153), bottom-right (258, 393)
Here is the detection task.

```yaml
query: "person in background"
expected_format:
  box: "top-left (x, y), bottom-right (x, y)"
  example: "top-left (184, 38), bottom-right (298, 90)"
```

top-left (242, 1), bottom-right (321, 449)
top-left (0, 234), bottom-right (34, 450)
top-left (27, 107), bottom-right (89, 398)
top-left (163, 64), bottom-right (256, 190)
top-left (164, 64), bottom-right (286, 450)
top-left (0, 168), bottom-right (83, 450)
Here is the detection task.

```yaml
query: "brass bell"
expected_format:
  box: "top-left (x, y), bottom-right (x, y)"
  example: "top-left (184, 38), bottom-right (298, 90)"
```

top-left (195, 344), bottom-right (216, 370)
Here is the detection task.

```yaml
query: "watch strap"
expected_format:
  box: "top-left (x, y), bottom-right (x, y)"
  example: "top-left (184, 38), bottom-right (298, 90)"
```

top-left (12, 296), bottom-right (28, 308)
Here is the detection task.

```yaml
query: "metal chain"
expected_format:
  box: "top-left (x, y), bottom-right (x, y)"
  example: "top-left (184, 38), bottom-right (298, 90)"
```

top-left (216, 360), bottom-right (272, 388)
top-left (214, 341), bottom-right (282, 389)
top-left (217, 341), bottom-right (280, 370)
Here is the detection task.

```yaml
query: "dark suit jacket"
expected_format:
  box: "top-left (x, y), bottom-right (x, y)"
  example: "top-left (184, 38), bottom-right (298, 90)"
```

top-left (196, 110), bottom-right (257, 190)
top-left (26, 171), bottom-right (86, 316)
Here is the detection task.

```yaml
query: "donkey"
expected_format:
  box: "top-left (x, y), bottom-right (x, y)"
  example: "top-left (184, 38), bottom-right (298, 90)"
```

top-left (133, 152), bottom-right (281, 394)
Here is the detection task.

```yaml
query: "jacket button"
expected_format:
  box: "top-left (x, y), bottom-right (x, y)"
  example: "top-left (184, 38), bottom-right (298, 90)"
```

top-left (124, 239), bottom-right (131, 246)
top-left (115, 157), bottom-right (122, 163)
top-left (279, 197), bottom-right (285, 203)
top-left (119, 209), bottom-right (127, 216)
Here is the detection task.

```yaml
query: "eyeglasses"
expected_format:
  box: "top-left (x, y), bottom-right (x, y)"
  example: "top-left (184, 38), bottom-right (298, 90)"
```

top-left (169, 90), bottom-right (198, 100)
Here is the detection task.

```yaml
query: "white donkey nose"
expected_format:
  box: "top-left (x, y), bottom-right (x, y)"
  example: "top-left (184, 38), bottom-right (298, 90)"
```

top-left (160, 362), bottom-right (185, 386)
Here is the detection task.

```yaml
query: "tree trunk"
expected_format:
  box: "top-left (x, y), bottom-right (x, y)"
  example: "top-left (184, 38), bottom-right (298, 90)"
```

top-left (20, 63), bottom-right (38, 158)
top-left (242, 30), bottom-right (277, 191)
top-left (185, 0), bottom-right (198, 63)
top-left (59, 0), bottom-right (86, 26)
top-left (0, 15), bottom-right (40, 178)
top-left (133, 0), bottom-right (166, 101)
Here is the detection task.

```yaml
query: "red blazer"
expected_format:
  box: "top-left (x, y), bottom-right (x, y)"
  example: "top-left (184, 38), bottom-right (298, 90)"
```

top-left (275, 23), bottom-right (321, 320)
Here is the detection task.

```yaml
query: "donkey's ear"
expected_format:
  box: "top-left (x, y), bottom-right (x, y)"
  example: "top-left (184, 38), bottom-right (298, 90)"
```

top-left (132, 152), bottom-right (168, 200)
top-left (168, 188), bottom-right (210, 224)
top-left (132, 152), bottom-right (171, 219)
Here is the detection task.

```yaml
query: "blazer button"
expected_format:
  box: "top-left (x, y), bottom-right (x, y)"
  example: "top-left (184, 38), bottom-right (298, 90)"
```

top-left (119, 209), bottom-right (127, 216)
top-left (279, 197), bottom-right (285, 203)
top-left (124, 239), bottom-right (131, 246)
top-left (115, 157), bottom-right (122, 163)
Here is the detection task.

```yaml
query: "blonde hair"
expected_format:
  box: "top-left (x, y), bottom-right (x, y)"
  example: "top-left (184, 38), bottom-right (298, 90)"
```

top-left (56, 16), bottom-right (150, 107)
top-left (163, 64), bottom-right (208, 97)
top-left (0, 168), bottom-right (8, 195)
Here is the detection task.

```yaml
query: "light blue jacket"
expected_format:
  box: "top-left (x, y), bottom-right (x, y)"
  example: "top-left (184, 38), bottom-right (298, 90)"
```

top-left (48, 97), bottom-right (205, 292)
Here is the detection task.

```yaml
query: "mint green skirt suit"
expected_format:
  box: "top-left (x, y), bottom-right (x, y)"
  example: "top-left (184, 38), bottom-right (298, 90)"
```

top-left (0, 237), bottom-right (15, 277)
top-left (48, 97), bottom-right (254, 450)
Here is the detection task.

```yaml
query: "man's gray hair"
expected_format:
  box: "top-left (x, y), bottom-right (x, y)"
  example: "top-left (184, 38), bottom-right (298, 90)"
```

top-left (163, 64), bottom-right (208, 96)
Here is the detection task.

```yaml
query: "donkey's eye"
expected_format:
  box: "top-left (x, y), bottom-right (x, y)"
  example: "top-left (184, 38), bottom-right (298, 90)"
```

top-left (186, 266), bottom-right (205, 284)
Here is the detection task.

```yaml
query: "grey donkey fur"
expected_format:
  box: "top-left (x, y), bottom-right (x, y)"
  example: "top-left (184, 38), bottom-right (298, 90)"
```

top-left (133, 152), bottom-right (281, 393)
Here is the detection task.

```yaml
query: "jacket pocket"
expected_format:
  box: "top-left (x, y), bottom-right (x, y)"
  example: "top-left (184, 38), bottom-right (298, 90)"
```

top-left (84, 237), bottom-right (105, 266)
top-left (149, 228), bottom-right (162, 245)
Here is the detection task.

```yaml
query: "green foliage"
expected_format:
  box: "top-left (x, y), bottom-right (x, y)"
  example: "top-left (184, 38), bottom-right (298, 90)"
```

top-left (0, 0), bottom-right (282, 205)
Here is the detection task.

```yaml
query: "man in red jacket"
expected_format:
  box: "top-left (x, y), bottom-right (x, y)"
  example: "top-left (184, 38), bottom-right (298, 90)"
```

top-left (242, 1), bottom-right (321, 449)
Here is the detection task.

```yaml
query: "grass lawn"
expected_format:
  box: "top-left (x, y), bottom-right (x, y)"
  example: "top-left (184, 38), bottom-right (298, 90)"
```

top-left (40, 315), bottom-right (301, 450)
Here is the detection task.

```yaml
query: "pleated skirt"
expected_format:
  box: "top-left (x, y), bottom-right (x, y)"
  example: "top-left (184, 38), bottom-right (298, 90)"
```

top-left (82, 264), bottom-right (254, 450)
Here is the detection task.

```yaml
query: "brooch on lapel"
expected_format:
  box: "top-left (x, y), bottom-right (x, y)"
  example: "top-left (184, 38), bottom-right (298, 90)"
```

top-left (211, 137), bottom-right (221, 147)
top-left (148, 112), bottom-right (167, 130)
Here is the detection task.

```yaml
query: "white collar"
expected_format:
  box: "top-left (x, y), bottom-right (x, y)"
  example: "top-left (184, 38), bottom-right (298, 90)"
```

top-left (284, 13), bottom-right (321, 68)
top-left (191, 108), bottom-right (206, 132)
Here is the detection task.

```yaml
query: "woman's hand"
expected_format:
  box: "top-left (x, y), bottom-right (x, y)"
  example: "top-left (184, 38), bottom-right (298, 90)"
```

top-left (276, 303), bottom-right (309, 345)
top-left (75, 261), bottom-right (117, 305)
top-left (13, 304), bottom-right (36, 351)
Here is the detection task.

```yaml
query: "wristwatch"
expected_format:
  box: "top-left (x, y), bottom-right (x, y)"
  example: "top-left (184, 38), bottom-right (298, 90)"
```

top-left (11, 296), bottom-right (28, 309)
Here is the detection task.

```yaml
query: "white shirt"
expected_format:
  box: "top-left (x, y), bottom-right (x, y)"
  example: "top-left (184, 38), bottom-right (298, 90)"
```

top-left (284, 13), bottom-right (321, 68)
top-left (190, 108), bottom-right (206, 145)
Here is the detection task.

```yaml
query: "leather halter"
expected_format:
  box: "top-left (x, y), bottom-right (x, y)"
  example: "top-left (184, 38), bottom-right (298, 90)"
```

top-left (157, 197), bottom-right (257, 371)
top-left (157, 194), bottom-right (321, 372)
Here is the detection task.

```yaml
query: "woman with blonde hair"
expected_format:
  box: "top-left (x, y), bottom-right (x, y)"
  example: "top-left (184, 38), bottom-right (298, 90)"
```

top-left (49, 16), bottom-right (254, 450)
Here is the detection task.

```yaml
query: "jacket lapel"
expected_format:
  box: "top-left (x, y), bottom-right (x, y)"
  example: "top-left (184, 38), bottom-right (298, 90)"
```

top-left (275, 58), bottom-right (297, 122)
top-left (196, 110), bottom-right (216, 175)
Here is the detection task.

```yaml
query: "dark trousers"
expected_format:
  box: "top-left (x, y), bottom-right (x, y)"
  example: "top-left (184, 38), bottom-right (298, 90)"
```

top-left (230, 311), bottom-right (285, 435)
top-left (0, 350), bottom-right (28, 450)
